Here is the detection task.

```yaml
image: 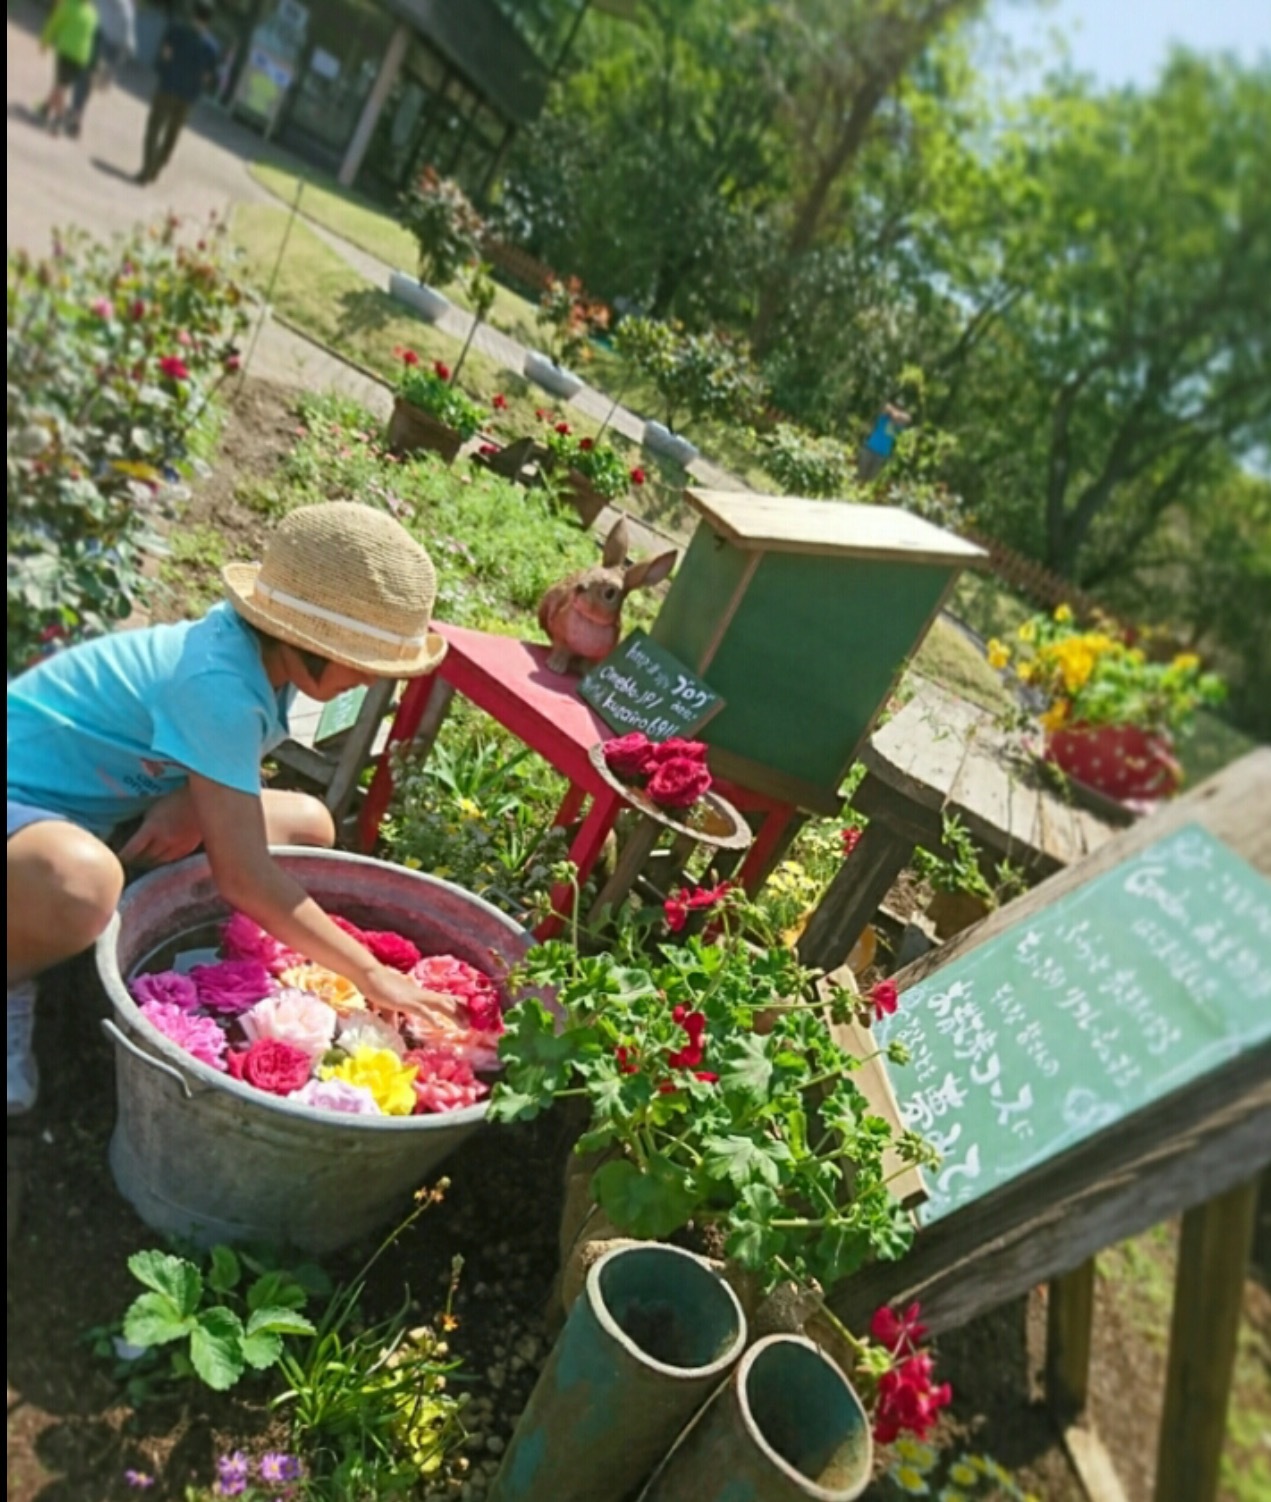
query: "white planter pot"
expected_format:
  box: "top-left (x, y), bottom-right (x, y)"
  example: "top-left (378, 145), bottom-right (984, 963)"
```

top-left (643, 421), bottom-right (699, 468)
top-left (524, 350), bottom-right (585, 400)
top-left (388, 271), bottom-right (451, 323)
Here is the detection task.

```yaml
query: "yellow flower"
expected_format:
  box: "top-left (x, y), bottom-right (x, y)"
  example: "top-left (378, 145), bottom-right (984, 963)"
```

top-left (1017, 620), bottom-right (1037, 644)
top-left (322, 1046), bottom-right (418, 1115)
top-left (986, 638), bottom-right (1011, 670)
top-left (456, 796), bottom-right (484, 819)
top-left (279, 963), bottom-right (366, 1014)
top-left (1172, 652), bottom-right (1200, 674)
top-left (894, 1439), bottom-right (937, 1471)
top-left (1016, 661), bottom-right (1035, 683)
top-left (889, 1464), bottom-right (930, 1495)
top-left (948, 1462), bottom-right (979, 1486)
top-left (938, 1490), bottom-right (970, 1502)
top-left (1054, 603), bottom-right (1074, 623)
top-left (1040, 698), bottom-right (1069, 732)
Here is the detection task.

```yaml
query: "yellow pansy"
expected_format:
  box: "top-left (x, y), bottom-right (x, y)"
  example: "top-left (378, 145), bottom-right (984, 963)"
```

top-left (1172, 652), bottom-right (1201, 673)
top-left (1054, 603), bottom-right (1074, 623)
top-left (986, 638), bottom-right (1011, 670)
top-left (1016, 661), bottom-right (1035, 683)
top-left (1039, 698), bottom-right (1069, 732)
top-left (279, 963), bottom-right (366, 1014)
top-left (1017, 620), bottom-right (1037, 644)
top-left (321, 1046), bottom-right (418, 1116)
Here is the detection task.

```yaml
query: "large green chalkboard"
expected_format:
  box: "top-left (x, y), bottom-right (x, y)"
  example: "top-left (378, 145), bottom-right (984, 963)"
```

top-left (876, 823), bottom-right (1271, 1224)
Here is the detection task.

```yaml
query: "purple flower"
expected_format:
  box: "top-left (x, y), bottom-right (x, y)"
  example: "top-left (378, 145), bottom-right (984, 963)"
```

top-left (124, 1470), bottom-right (155, 1490)
top-left (215, 1450), bottom-right (250, 1497)
top-left (140, 1001), bottom-right (228, 1071)
top-left (130, 970), bottom-right (199, 1012)
top-left (259, 1451), bottom-right (304, 1483)
top-left (189, 960), bottom-right (276, 1015)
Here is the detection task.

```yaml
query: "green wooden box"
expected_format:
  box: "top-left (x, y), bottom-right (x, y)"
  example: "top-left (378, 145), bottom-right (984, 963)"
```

top-left (650, 490), bottom-right (986, 801)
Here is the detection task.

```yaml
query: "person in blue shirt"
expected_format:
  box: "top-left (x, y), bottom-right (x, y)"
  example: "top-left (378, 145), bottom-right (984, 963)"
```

top-left (7, 503), bottom-right (452, 1115)
top-left (135, 0), bottom-right (220, 185)
top-left (856, 400), bottom-right (913, 483)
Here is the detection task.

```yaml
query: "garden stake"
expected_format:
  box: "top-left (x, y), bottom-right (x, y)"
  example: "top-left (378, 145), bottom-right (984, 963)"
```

top-left (239, 176), bottom-right (306, 388)
top-left (487, 1243), bottom-right (746, 1502)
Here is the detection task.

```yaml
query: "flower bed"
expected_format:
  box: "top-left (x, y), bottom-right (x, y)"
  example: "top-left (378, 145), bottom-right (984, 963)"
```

top-left (130, 912), bottom-right (504, 1117)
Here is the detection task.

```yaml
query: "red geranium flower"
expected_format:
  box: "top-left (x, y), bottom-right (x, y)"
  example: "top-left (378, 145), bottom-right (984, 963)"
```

top-left (554, 421), bottom-right (571, 435)
top-left (394, 346), bottom-right (420, 366)
top-left (615, 1045), bottom-right (639, 1075)
top-left (841, 826), bottom-right (862, 857)
top-left (579, 437), bottom-right (594, 451)
top-left (870, 979), bottom-right (899, 1021)
top-left (694, 1071), bottom-right (719, 1084)
top-left (664, 892), bottom-right (690, 932)
top-left (872, 1353), bottom-right (952, 1444)
top-left (492, 393), bottom-right (508, 410)
top-left (629, 467), bottom-right (646, 486)
top-left (535, 408), bottom-right (550, 421)
top-left (870, 1301), bottom-right (928, 1354)
top-left (479, 443), bottom-right (500, 456)
top-left (158, 355), bottom-right (190, 382)
top-left (434, 360), bottom-right (451, 380)
top-left (646, 757), bottom-right (712, 810)
top-left (602, 732), bottom-right (657, 782)
top-left (229, 1038), bottom-right (313, 1096)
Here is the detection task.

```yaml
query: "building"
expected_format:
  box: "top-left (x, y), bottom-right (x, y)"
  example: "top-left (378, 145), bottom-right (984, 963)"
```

top-left (203, 0), bottom-right (636, 200)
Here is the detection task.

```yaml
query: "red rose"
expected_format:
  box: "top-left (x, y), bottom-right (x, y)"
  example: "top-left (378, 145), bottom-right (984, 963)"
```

top-left (434, 360), bottom-right (451, 380)
top-left (648, 738), bottom-right (708, 767)
top-left (841, 826), bottom-right (862, 857)
top-left (359, 929), bottom-right (422, 973)
top-left (629, 467), bottom-right (646, 486)
top-left (870, 979), bottom-right (899, 1022)
top-left (394, 346), bottom-right (420, 366)
top-left (646, 757), bottom-right (712, 810)
top-left (330, 914), bottom-right (367, 942)
top-left (233, 1038), bottom-right (313, 1096)
top-left (158, 355), bottom-right (190, 382)
top-left (492, 393), bottom-right (508, 409)
top-left (602, 732), bottom-right (657, 782)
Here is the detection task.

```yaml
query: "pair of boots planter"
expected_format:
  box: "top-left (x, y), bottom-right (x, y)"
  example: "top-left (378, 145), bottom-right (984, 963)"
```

top-left (387, 270), bottom-right (451, 323)
top-left (487, 1242), bottom-right (872, 1502)
top-left (386, 397), bottom-right (465, 463)
top-left (525, 349), bottom-right (585, 400)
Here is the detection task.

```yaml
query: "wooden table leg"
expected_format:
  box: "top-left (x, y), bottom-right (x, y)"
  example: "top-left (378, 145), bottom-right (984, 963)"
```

top-left (537, 789), bottom-right (623, 940)
top-left (735, 806), bottom-right (798, 893)
top-left (326, 678), bottom-right (396, 822)
top-left (357, 676), bottom-right (454, 851)
top-left (588, 814), bottom-right (663, 928)
top-left (797, 812), bottom-right (914, 975)
top-left (552, 782), bottom-right (587, 829)
top-left (1046, 1258), bottom-right (1096, 1420)
top-left (1154, 1178), bottom-right (1258, 1502)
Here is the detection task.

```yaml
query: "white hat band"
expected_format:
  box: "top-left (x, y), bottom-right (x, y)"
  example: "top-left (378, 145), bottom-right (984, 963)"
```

top-left (253, 580), bottom-right (430, 649)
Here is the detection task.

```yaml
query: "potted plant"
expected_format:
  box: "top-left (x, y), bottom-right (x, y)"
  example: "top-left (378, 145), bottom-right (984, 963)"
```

top-left (541, 421), bottom-right (643, 528)
top-left (386, 349), bottom-right (486, 463)
top-left (524, 276), bottom-right (609, 400)
top-left (988, 606), bottom-right (1226, 801)
top-left (390, 168), bottom-right (484, 323)
top-left (615, 317), bottom-right (766, 469)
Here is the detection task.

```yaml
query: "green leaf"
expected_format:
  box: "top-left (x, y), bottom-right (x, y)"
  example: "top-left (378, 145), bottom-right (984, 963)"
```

top-left (207, 1245), bottom-right (242, 1295)
top-left (246, 1270), bottom-right (309, 1313)
top-left (127, 1250), bottom-right (203, 1317)
top-left (724, 1217), bottom-right (786, 1271)
top-left (122, 1291), bottom-right (195, 1349)
top-left (246, 1306), bottom-right (317, 1339)
top-left (593, 1156), bottom-right (698, 1239)
top-left (188, 1307), bottom-right (246, 1391)
top-left (810, 1225), bottom-right (870, 1286)
top-left (486, 1081), bottom-right (549, 1123)
top-left (703, 1134), bottom-right (791, 1191)
top-left (719, 1033), bottom-right (773, 1105)
top-left (239, 1329), bottom-right (284, 1371)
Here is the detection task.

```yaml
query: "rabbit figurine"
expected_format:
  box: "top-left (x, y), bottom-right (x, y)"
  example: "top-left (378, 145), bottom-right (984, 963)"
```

top-left (537, 517), bottom-right (677, 674)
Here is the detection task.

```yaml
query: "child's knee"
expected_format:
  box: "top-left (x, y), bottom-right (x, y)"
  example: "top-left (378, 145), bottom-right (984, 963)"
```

top-left (263, 791), bottom-right (336, 849)
top-left (11, 825), bottom-right (124, 945)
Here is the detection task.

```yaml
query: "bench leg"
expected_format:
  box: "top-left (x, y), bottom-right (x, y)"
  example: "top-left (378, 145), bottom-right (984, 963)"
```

top-left (797, 816), bottom-right (913, 975)
top-left (537, 789), bottom-right (622, 940)
top-left (357, 676), bottom-right (454, 851)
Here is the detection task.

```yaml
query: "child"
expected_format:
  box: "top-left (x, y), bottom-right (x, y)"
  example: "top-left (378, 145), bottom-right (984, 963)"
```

top-left (856, 400), bottom-right (912, 483)
top-left (65, 0), bottom-right (137, 139)
top-left (37, 0), bottom-right (99, 135)
top-left (7, 502), bottom-right (452, 1115)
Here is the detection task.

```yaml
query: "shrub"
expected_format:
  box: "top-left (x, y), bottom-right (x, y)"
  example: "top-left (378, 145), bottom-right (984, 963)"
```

top-left (615, 316), bottom-right (766, 433)
top-left (534, 275), bottom-right (609, 369)
top-left (398, 168), bottom-right (484, 289)
top-left (758, 423), bottom-right (853, 497)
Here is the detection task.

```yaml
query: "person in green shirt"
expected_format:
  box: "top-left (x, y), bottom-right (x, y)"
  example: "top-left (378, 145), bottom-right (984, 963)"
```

top-left (37, 0), bottom-right (99, 135)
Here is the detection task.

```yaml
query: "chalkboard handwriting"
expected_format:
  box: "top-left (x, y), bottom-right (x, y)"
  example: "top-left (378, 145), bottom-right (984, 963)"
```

top-left (877, 823), bottom-right (1271, 1223)
top-left (579, 629), bottom-right (722, 742)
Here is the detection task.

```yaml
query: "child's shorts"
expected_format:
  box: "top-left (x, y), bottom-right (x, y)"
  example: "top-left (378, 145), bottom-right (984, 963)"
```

top-left (7, 800), bottom-right (68, 841)
top-left (55, 54), bottom-right (87, 89)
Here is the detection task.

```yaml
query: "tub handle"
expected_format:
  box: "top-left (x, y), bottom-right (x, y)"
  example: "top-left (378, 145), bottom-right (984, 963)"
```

top-left (101, 1018), bottom-right (196, 1100)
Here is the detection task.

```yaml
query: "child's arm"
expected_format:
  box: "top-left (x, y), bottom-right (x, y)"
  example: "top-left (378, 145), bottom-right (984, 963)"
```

top-left (185, 773), bottom-right (448, 1017)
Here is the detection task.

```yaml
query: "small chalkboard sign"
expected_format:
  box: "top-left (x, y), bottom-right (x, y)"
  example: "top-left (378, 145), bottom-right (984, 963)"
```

top-left (579, 628), bottom-right (723, 743)
top-left (875, 823), bottom-right (1271, 1224)
top-left (315, 686), bottom-right (368, 744)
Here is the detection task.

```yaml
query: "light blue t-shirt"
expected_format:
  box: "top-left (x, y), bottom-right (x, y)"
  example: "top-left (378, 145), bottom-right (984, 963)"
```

top-left (7, 604), bottom-right (294, 836)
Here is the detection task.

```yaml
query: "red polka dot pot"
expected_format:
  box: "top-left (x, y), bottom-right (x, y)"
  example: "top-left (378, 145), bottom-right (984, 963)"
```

top-left (1046, 722), bottom-right (1182, 801)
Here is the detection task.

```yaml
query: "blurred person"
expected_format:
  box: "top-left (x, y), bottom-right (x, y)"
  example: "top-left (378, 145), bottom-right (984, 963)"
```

top-left (64, 0), bottom-right (137, 139)
top-left (135, 0), bottom-right (220, 185)
top-left (35, 0), bottom-right (99, 135)
top-left (856, 400), bottom-right (912, 483)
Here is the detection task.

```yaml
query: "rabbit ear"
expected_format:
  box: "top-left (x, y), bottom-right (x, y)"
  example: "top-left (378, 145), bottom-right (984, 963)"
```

top-left (602, 517), bottom-right (629, 569)
top-left (624, 550), bottom-right (677, 594)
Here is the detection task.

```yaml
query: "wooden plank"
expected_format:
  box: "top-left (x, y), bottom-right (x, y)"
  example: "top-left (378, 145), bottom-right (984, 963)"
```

top-left (707, 745), bottom-right (842, 817)
top-left (325, 677), bottom-right (396, 819)
top-left (831, 1008), bottom-right (928, 1209)
top-left (1154, 1178), bottom-right (1259, 1502)
top-left (587, 814), bottom-right (663, 927)
top-left (1046, 1258), bottom-right (1097, 1417)
top-left (683, 489), bottom-right (987, 566)
top-left (1063, 1424), bottom-right (1132, 1502)
top-left (826, 751), bottom-right (1271, 1335)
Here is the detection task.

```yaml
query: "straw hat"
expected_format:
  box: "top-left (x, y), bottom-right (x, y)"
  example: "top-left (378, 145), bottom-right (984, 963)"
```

top-left (222, 502), bottom-right (447, 677)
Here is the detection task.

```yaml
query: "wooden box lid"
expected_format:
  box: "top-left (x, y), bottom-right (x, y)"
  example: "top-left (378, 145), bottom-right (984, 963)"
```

top-left (685, 489), bottom-right (988, 567)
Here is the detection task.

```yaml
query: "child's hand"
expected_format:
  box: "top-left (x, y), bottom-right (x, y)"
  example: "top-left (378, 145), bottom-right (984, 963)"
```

top-left (364, 968), bottom-right (463, 1028)
top-left (118, 786), bottom-right (202, 867)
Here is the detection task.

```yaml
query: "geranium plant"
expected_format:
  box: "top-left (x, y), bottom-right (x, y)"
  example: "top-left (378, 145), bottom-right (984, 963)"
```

top-left (490, 873), bottom-right (934, 1295)
top-left (535, 275), bottom-right (609, 370)
top-left (543, 423), bottom-right (634, 500)
top-left (397, 168), bottom-right (484, 289)
top-left (989, 605), bottom-right (1225, 737)
top-left (393, 351), bottom-right (486, 441)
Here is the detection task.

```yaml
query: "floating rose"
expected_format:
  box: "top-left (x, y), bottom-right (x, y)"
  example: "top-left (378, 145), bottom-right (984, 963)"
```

top-left (189, 959), bottom-right (275, 1015)
top-left (227, 1038), bottom-right (313, 1096)
top-left (359, 928), bottom-right (422, 972)
top-left (221, 912), bottom-right (304, 975)
top-left (410, 955), bottom-right (502, 1034)
top-left (139, 1000), bottom-right (227, 1071)
top-left (240, 989), bottom-right (338, 1057)
top-left (646, 756), bottom-right (713, 810)
top-left (130, 970), bottom-right (198, 1013)
top-left (288, 1077), bottom-right (382, 1116)
top-left (279, 962), bottom-right (366, 1014)
top-left (602, 732), bottom-right (658, 783)
top-left (321, 1046), bottom-right (418, 1116)
top-left (404, 1048), bottom-right (488, 1113)
top-left (338, 1013), bottom-right (408, 1059)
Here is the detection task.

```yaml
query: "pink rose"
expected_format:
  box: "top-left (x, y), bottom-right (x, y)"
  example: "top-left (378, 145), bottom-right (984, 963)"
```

top-left (240, 989), bottom-right (338, 1056)
top-left (410, 955), bottom-right (503, 1034)
top-left (221, 912), bottom-right (304, 976)
top-left (139, 1000), bottom-right (227, 1071)
top-left (227, 1038), bottom-right (313, 1095)
top-left (404, 1049), bottom-right (488, 1114)
top-left (358, 929), bottom-right (422, 973)
top-left (288, 1078), bottom-right (382, 1116)
top-left (130, 970), bottom-right (198, 1012)
top-left (645, 757), bottom-right (713, 810)
top-left (189, 960), bottom-right (276, 1015)
top-left (602, 733), bottom-right (657, 783)
top-left (648, 739), bottom-right (708, 767)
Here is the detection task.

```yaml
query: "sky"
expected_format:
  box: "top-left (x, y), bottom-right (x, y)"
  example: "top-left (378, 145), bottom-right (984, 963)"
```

top-left (990, 0), bottom-right (1270, 89)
